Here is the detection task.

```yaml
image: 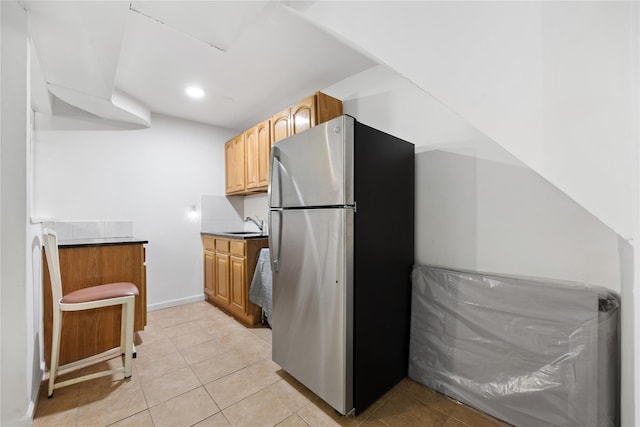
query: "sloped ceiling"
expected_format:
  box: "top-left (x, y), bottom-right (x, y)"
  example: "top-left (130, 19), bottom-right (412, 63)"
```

top-left (285, 1), bottom-right (636, 240)
top-left (27, 1), bottom-right (149, 126)
top-left (25, 1), bottom-right (376, 130)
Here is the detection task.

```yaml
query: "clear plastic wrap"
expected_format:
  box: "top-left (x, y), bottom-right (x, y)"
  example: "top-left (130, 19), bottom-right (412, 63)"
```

top-left (409, 265), bottom-right (619, 427)
top-left (249, 248), bottom-right (272, 326)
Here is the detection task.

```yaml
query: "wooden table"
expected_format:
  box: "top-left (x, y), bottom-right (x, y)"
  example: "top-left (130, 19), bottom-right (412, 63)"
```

top-left (43, 238), bottom-right (147, 367)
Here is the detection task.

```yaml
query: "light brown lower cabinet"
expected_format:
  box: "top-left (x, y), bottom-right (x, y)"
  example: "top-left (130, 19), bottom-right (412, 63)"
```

top-left (202, 235), bottom-right (268, 327)
top-left (214, 252), bottom-right (230, 303)
top-left (204, 250), bottom-right (215, 298)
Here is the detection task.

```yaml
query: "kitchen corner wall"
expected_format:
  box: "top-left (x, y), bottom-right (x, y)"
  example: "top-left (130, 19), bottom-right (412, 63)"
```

top-left (200, 195), bottom-right (244, 233)
top-left (199, 193), bottom-right (268, 234)
top-left (33, 112), bottom-right (237, 310)
top-left (243, 194), bottom-right (269, 232)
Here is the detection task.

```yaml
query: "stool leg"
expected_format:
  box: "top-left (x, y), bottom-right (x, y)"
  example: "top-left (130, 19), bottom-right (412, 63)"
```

top-left (48, 308), bottom-right (62, 397)
top-left (122, 298), bottom-right (135, 378)
top-left (120, 303), bottom-right (127, 355)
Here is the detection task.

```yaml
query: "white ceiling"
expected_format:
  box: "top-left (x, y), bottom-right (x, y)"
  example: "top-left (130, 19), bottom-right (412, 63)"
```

top-left (24, 1), bottom-right (376, 131)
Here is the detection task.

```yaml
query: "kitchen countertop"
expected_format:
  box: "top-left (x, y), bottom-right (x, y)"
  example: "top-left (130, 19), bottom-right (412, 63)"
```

top-left (58, 237), bottom-right (149, 248)
top-left (201, 231), bottom-right (268, 240)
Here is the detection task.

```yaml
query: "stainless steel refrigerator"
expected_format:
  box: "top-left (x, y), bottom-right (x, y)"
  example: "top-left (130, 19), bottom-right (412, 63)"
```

top-left (268, 115), bottom-right (414, 415)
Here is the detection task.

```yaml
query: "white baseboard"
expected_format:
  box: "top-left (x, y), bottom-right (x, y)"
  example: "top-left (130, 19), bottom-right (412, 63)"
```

top-left (147, 294), bottom-right (205, 312)
top-left (18, 400), bottom-right (36, 427)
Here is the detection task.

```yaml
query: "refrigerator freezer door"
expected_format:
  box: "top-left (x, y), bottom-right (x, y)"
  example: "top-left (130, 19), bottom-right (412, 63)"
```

top-left (271, 208), bottom-right (354, 414)
top-left (269, 115), bottom-right (354, 209)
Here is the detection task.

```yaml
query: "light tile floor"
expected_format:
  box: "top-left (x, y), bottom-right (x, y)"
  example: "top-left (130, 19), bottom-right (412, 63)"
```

top-left (33, 301), bottom-right (510, 427)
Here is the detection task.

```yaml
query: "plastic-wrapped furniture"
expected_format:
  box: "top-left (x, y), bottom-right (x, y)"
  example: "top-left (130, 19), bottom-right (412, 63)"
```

top-left (409, 265), bottom-right (619, 427)
top-left (42, 228), bottom-right (139, 397)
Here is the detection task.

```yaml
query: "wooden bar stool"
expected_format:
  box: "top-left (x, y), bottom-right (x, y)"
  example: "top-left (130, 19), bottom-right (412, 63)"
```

top-left (42, 228), bottom-right (139, 398)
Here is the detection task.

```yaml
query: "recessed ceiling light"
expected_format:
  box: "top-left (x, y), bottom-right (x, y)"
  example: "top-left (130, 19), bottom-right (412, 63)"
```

top-left (185, 86), bottom-right (205, 99)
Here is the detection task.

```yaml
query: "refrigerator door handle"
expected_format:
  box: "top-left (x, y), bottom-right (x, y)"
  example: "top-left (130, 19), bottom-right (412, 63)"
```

top-left (268, 147), bottom-right (282, 208)
top-left (269, 209), bottom-right (283, 273)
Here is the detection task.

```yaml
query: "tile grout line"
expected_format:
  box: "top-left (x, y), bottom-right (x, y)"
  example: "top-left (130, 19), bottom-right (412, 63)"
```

top-left (195, 352), bottom-right (273, 388)
top-left (150, 305), bottom-right (277, 421)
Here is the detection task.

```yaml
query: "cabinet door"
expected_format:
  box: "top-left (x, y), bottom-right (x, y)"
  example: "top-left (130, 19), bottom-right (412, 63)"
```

top-left (291, 95), bottom-right (316, 135)
top-left (232, 135), bottom-right (246, 193)
top-left (215, 253), bottom-right (230, 304)
top-left (229, 255), bottom-right (246, 313)
top-left (204, 250), bottom-right (215, 298)
top-left (271, 109), bottom-right (291, 144)
top-left (224, 139), bottom-right (235, 194)
top-left (225, 135), bottom-right (245, 195)
top-left (245, 119), bottom-right (270, 192)
top-left (256, 119), bottom-right (271, 188)
top-left (245, 127), bottom-right (259, 190)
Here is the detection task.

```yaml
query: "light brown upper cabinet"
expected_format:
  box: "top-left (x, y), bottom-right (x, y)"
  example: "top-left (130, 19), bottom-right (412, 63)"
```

top-left (271, 110), bottom-right (291, 145)
top-left (225, 134), bottom-right (245, 195)
top-left (291, 95), bottom-right (316, 135)
top-left (256, 120), bottom-right (271, 188)
top-left (244, 126), bottom-right (259, 190)
top-left (225, 91), bottom-right (342, 196)
top-left (271, 92), bottom-right (343, 144)
top-left (244, 118), bottom-right (271, 192)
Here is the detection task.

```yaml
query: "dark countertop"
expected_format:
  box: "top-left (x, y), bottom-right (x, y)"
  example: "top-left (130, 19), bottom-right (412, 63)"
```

top-left (58, 237), bottom-right (149, 248)
top-left (201, 231), bottom-right (268, 240)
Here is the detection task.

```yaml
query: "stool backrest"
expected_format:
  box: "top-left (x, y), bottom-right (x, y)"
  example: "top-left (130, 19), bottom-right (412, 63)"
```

top-left (42, 228), bottom-right (63, 305)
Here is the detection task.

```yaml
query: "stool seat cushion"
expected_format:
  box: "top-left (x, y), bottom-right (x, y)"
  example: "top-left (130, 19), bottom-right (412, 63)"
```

top-left (61, 282), bottom-right (139, 304)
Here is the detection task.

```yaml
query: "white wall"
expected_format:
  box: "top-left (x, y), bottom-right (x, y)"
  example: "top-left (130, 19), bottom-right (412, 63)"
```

top-left (1, 4), bottom-right (4, 422)
top-left (200, 193), bottom-right (268, 235)
top-left (33, 113), bottom-right (236, 310)
top-left (200, 195), bottom-right (243, 233)
top-left (1, 0), bottom-right (3, 418)
top-left (416, 150), bottom-right (629, 293)
top-left (0, 1), bottom-right (36, 425)
top-left (633, 5), bottom-right (640, 424)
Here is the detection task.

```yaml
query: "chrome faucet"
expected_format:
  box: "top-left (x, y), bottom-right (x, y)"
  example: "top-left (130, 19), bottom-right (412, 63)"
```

top-left (245, 216), bottom-right (264, 234)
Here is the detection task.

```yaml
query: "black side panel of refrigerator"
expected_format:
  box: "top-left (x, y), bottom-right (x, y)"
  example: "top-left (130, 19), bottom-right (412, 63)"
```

top-left (352, 121), bottom-right (415, 413)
